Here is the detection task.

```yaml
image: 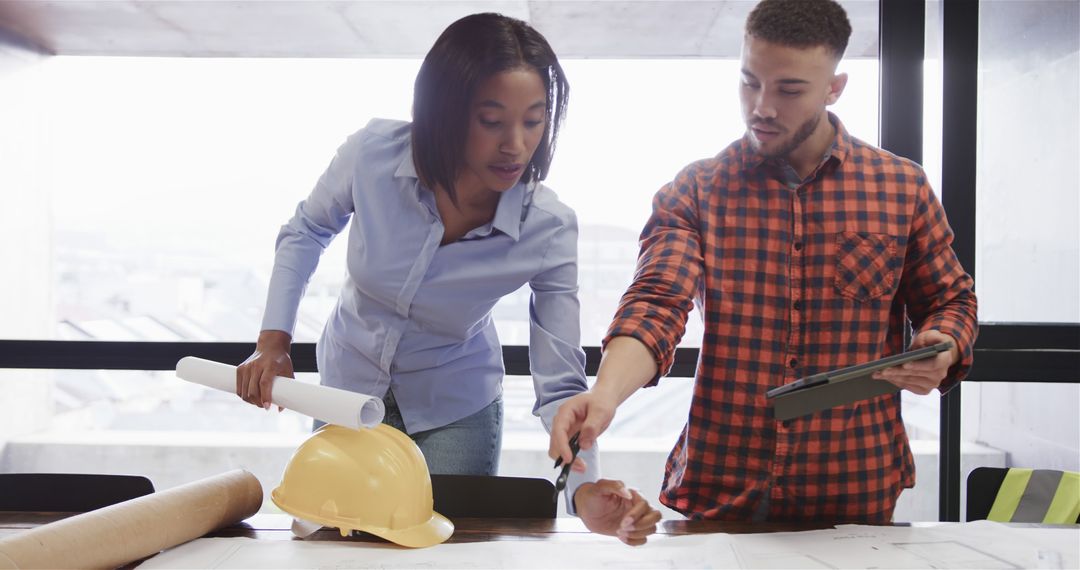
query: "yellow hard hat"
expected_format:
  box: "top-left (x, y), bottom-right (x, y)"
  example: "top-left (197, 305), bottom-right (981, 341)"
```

top-left (271, 423), bottom-right (454, 548)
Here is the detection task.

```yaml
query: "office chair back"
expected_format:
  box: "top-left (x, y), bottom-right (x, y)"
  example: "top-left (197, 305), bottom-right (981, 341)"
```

top-left (0, 473), bottom-right (155, 512)
top-left (431, 474), bottom-right (557, 519)
top-left (967, 467), bottom-right (1079, 524)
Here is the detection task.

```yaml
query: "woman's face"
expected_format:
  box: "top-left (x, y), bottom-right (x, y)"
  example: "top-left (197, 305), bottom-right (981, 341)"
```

top-left (458, 67), bottom-right (548, 198)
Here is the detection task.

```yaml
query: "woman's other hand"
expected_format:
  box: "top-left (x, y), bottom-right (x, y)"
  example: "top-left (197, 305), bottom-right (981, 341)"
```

top-left (236, 330), bottom-right (294, 409)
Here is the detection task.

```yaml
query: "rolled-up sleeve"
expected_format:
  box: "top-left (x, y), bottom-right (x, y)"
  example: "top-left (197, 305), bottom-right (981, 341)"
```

top-left (901, 179), bottom-right (979, 391)
top-left (605, 169), bottom-right (705, 385)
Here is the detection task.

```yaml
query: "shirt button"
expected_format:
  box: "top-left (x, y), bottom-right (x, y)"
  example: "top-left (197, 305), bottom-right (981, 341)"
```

top-left (789, 358), bottom-right (798, 369)
top-left (793, 300), bottom-right (803, 311)
top-left (794, 242), bottom-right (804, 251)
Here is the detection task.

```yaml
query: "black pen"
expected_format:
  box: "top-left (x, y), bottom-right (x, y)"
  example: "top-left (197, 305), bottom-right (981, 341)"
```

top-left (554, 432), bottom-right (581, 496)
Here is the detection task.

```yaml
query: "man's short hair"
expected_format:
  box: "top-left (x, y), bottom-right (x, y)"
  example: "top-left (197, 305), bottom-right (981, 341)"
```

top-left (745, 0), bottom-right (852, 60)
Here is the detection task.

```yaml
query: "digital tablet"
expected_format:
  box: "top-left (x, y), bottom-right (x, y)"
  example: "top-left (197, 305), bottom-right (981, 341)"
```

top-left (766, 341), bottom-right (953, 420)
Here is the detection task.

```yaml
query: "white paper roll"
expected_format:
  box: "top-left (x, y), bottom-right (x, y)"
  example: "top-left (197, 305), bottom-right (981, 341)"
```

top-left (175, 356), bottom-right (384, 429)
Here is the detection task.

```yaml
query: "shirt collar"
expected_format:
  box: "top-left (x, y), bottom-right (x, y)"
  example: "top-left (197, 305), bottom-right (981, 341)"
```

top-left (491, 182), bottom-right (525, 242)
top-left (394, 140), bottom-right (525, 242)
top-left (394, 141), bottom-right (419, 179)
top-left (826, 112), bottom-right (851, 164)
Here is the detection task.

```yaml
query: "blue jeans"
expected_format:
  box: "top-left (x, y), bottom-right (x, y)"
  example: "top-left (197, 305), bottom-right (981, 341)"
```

top-left (314, 389), bottom-right (503, 476)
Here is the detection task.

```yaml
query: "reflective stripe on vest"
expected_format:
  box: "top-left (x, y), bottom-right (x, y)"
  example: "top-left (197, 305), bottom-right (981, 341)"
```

top-left (988, 468), bottom-right (1080, 524)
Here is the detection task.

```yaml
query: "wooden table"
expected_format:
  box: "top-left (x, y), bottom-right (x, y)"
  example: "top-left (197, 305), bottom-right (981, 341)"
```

top-left (0, 512), bottom-right (838, 568)
top-left (1, 511), bottom-right (836, 542)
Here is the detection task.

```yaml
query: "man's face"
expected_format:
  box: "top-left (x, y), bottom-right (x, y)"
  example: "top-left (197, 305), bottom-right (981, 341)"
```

top-left (739, 35), bottom-right (845, 159)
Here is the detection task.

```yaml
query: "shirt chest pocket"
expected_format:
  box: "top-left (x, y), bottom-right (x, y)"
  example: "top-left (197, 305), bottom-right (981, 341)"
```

top-left (833, 231), bottom-right (902, 302)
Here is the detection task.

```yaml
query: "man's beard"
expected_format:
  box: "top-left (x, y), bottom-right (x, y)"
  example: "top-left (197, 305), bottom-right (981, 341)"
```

top-left (752, 113), bottom-right (821, 159)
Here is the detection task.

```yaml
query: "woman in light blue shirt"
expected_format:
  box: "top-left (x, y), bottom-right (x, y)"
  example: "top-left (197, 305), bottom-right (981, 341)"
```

top-left (235, 13), bottom-right (660, 545)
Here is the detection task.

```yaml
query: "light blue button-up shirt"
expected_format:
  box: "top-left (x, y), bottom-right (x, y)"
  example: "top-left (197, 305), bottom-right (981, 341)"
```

top-left (262, 118), bottom-right (597, 506)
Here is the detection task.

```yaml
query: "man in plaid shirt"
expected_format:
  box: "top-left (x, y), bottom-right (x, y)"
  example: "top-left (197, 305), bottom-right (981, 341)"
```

top-left (551, 0), bottom-right (978, 524)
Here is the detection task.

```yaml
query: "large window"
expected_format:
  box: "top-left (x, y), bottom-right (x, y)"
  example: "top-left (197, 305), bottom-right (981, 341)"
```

top-left (41, 58), bottom-right (419, 345)
top-left (2, 52), bottom-right (886, 516)
top-left (28, 57), bottom-right (881, 348)
top-left (916, 0), bottom-right (1080, 520)
top-left (962, 0), bottom-right (1080, 474)
top-left (972, 1), bottom-right (1079, 324)
top-left (29, 55), bottom-right (877, 420)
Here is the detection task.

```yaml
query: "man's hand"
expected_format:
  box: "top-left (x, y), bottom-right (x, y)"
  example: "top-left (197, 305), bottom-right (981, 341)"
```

top-left (574, 480), bottom-right (662, 546)
top-left (236, 330), bottom-right (294, 409)
top-left (874, 330), bottom-right (960, 395)
top-left (549, 392), bottom-right (617, 471)
top-left (549, 336), bottom-right (658, 467)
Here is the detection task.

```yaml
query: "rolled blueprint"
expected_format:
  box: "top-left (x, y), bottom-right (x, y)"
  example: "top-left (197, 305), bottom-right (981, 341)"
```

top-left (0, 469), bottom-right (262, 570)
top-left (175, 356), bottom-right (384, 429)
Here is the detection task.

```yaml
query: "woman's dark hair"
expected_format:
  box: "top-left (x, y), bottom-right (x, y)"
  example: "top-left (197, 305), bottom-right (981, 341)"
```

top-left (745, 0), bottom-right (851, 60)
top-left (411, 13), bottom-right (569, 202)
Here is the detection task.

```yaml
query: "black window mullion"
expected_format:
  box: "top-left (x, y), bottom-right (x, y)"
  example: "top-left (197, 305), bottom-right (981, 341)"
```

top-left (938, 0), bottom-right (980, 523)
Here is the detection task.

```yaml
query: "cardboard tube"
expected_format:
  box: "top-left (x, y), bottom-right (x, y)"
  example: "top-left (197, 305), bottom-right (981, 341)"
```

top-left (176, 356), bottom-right (385, 429)
top-left (0, 469), bottom-right (262, 570)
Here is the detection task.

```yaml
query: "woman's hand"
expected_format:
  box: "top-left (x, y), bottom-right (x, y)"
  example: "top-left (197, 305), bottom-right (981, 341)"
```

top-left (236, 330), bottom-right (294, 409)
top-left (575, 480), bottom-right (663, 546)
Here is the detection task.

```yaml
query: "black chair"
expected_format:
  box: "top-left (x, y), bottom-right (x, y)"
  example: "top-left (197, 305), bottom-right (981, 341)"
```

top-left (967, 467), bottom-right (1079, 524)
top-left (430, 474), bottom-right (557, 519)
top-left (0, 473), bottom-right (155, 512)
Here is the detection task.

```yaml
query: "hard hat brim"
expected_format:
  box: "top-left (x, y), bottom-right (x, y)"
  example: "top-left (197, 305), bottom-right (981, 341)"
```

top-left (363, 510), bottom-right (455, 548)
top-left (272, 492), bottom-right (455, 548)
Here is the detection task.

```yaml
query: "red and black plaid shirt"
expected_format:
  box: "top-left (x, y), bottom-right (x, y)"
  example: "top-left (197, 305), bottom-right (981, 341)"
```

top-left (606, 115), bottom-right (977, 522)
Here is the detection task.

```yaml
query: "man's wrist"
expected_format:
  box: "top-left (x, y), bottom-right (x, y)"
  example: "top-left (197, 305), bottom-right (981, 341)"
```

top-left (590, 382), bottom-right (624, 409)
top-left (947, 334), bottom-right (961, 365)
top-left (932, 330), bottom-right (961, 366)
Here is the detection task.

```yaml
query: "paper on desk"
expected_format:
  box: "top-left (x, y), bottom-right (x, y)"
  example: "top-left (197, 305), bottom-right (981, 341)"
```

top-left (176, 356), bottom-right (384, 429)
top-left (863, 522), bottom-right (1080, 569)
top-left (138, 533), bottom-right (741, 569)
top-left (135, 522), bottom-right (1080, 569)
top-left (734, 526), bottom-right (928, 569)
top-left (733, 522), bottom-right (1079, 569)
